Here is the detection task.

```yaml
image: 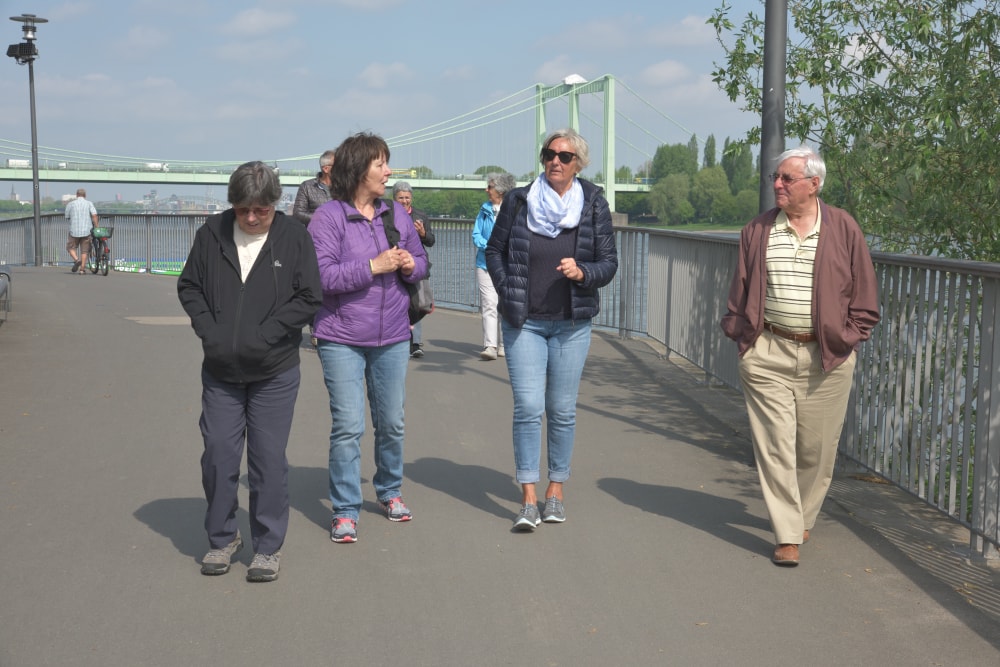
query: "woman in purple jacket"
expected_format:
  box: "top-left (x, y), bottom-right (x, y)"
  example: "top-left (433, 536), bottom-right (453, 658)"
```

top-left (309, 133), bottom-right (429, 544)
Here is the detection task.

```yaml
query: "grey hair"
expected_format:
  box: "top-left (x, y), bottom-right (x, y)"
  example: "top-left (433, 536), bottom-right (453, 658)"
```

top-left (319, 150), bottom-right (336, 168)
top-left (392, 181), bottom-right (413, 197)
top-left (541, 128), bottom-right (591, 168)
top-left (775, 145), bottom-right (826, 191)
top-left (228, 161), bottom-right (282, 206)
top-left (487, 172), bottom-right (517, 195)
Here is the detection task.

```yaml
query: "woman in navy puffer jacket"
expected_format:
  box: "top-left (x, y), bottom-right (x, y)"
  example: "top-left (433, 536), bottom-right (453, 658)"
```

top-left (486, 128), bottom-right (618, 531)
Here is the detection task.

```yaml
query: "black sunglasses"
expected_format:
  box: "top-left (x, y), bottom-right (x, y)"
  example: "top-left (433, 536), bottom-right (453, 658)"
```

top-left (541, 148), bottom-right (576, 165)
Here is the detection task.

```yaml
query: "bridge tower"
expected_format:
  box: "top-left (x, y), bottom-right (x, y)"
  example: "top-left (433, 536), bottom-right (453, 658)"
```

top-left (534, 74), bottom-right (616, 211)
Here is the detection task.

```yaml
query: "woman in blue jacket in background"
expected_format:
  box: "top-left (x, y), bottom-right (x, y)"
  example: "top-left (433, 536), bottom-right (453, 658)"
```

top-left (472, 171), bottom-right (517, 360)
top-left (486, 129), bottom-right (618, 531)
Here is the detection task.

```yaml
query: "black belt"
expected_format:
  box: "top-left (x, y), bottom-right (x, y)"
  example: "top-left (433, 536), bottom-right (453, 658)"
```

top-left (764, 322), bottom-right (817, 343)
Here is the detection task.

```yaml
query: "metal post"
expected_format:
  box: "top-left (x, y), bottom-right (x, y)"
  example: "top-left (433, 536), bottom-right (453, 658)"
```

top-left (7, 14), bottom-right (48, 266)
top-left (28, 56), bottom-right (41, 266)
top-left (759, 0), bottom-right (787, 213)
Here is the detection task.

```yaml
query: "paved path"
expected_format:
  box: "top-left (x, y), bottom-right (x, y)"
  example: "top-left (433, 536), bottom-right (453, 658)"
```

top-left (1, 267), bottom-right (998, 666)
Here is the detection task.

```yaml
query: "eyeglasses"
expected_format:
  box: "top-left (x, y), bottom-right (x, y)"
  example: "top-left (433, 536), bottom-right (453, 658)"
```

top-left (770, 173), bottom-right (812, 185)
top-left (234, 205), bottom-right (274, 218)
top-left (541, 148), bottom-right (577, 164)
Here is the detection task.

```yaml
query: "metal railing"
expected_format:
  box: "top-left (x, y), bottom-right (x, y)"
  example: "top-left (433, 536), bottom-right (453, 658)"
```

top-left (2, 213), bottom-right (997, 559)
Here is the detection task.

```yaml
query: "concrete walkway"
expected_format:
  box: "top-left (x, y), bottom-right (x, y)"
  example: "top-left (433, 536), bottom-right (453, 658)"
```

top-left (1, 266), bottom-right (998, 666)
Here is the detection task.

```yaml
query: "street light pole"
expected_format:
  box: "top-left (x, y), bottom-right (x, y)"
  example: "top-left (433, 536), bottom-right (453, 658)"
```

top-left (7, 13), bottom-right (47, 266)
top-left (759, 0), bottom-right (787, 213)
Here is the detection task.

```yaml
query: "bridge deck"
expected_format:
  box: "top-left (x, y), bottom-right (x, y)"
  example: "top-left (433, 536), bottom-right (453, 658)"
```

top-left (1, 267), bottom-right (997, 665)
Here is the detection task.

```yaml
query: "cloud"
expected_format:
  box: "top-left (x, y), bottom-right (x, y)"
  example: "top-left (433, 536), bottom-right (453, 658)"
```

top-left (321, 0), bottom-right (405, 9)
top-left (638, 60), bottom-right (692, 87)
top-left (442, 66), bottom-right (475, 82)
top-left (645, 15), bottom-right (717, 48)
top-left (221, 8), bottom-right (296, 36)
top-left (44, 2), bottom-right (94, 22)
top-left (119, 25), bottom-right (171, 56)
top-left (358, 62), bottom-right (413, 89)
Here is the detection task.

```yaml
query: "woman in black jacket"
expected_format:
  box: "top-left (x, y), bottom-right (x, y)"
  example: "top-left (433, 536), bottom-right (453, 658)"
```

top-left (178, 161), bottom-right (322, 581)
top-left (486, 129), bottom-right (618, 531)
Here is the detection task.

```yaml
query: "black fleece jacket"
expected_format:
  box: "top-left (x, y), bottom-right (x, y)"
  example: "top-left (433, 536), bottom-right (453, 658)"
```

top-left (178, 210), bottom-right (322, 384)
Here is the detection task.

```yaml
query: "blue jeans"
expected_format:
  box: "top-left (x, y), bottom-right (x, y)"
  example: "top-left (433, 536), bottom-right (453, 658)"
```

top-left (501, 318), bottom-right (592, 485)
top-left (317, 340), bottom-right (409, 520)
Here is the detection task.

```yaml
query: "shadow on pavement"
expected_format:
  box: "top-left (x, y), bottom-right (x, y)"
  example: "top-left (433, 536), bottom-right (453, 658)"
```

top-left (407, 456), bottom-right (519, 520)
top-left (598, 477), bottom-right (772, 556)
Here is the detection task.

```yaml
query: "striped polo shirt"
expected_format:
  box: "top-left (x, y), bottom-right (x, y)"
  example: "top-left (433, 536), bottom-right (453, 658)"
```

top-left (763, 209), bottom-right (821, 333)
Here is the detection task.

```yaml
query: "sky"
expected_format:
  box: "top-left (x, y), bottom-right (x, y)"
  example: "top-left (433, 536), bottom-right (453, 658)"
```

top-left (0, 0), bottom-right (765, 204)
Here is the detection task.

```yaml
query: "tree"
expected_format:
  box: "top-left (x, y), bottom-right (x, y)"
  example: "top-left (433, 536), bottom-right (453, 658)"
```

top-left (473, 165), bottom-right (506, 177)
top-left (690, 166), bottom-right (734, 223)
top-left (721, 137), bottom-right (755, 195)
top-left (615, 165), bottom-right (633, 184)
top-left (648, 173), bottom-right (695, 225)
top-left (687, 135), bottom-right (700, 169)
top-left (709, 0), bottom-right (1000, 261)
top-left (703, 135), bottom-right (717, 169)
top-left (651, 143), bottom-right (697, 182)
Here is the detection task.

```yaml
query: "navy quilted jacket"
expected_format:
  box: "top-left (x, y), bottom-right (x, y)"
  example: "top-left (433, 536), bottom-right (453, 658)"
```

top-left (485, 177), bottom-right (618, 328)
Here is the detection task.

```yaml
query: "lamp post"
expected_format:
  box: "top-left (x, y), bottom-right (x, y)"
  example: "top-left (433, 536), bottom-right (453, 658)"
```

top-left (7, 13), bottom-right (47, 266)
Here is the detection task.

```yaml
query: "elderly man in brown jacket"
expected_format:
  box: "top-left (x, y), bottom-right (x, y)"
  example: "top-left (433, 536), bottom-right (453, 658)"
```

top-left (721, 145), bottom-right (880, 567)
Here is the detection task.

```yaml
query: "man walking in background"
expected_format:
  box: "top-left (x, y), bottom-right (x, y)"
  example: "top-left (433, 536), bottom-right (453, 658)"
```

top-left (65, 188), bottom-right (98, 275)
top-left (292, 150), bottom-right (335, 225)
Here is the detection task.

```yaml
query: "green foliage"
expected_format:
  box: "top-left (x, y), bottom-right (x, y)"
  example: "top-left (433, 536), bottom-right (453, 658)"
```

top-left (709, 0), bottom-right (1000, 261)
top-left (411, 190), bottom-right (484, 219)
top-left (649, 173), bottom-right (696, 225)
top-left (691, 166), bottom-right (736, 223)
top-left (615, 192), bottom-right (650, 218)
top-left (651, 143), bottom-right (698, 181)
top-left (473, 165), bottom-right (507, 176)
top-left (703, 135), bottom-right (717, 169)
top-left (0, 199), bottom-right (33, 214)
top-left (615, 165), bottom-right (633, 184)
top-left (721, 137), bottom-right (756, 195)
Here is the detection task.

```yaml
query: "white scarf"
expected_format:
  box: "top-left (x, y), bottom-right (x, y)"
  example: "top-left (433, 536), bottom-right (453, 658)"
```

top-left (526, 175), bottom-right (583, 238)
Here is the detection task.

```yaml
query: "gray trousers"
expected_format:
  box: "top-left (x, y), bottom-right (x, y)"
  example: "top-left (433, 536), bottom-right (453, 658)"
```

top-left (199, 365), bottom-right (300, 555)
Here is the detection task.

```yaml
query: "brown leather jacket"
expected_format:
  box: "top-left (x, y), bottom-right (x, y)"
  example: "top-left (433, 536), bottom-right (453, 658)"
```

top-left (720, 200), bottom-right (880, 371)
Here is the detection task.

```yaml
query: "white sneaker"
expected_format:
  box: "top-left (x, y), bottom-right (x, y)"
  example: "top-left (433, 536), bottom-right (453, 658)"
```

top-left (480, 346), bottom-right (498, 361)
top-left (498, 346), bottom-right (505, 357)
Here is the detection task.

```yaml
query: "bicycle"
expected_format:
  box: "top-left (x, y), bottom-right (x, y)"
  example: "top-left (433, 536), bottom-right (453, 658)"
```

top-left (88, 224), bottom-right (113, 276)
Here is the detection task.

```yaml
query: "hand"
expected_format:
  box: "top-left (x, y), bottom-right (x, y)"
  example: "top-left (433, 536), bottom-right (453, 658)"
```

top-left (371, 247), bottom-right (403, 275)
top-left (556, 257), bottom-right (584, 282)
top-left (414, 220), bottom-right (425, 237)
top-left (396, 248), bottom-right (415, 276)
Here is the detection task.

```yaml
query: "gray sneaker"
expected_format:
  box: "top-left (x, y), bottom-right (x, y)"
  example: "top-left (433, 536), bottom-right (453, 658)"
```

top-left (330, 517), bottom-right (358, 543)
top-left (513, 503), bottom-right (541, 531)
top-left (541, 496), bottom-right (566, 523)
top-left (200, 532), bottom-right (243, 575)
top-left (246, 552), bottom-right (280, 582)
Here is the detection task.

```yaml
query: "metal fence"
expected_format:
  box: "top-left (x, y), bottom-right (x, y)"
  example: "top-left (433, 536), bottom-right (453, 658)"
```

top-left (3, 213), bottom-right (997, 559)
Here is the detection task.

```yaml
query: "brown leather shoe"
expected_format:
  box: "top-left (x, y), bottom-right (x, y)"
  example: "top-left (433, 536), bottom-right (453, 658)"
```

top-left (772, 544), bottom-right (800, 566)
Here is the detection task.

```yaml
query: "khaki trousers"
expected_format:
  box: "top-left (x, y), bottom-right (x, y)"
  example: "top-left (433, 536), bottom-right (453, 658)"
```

top-left (738, 331), bottom-right (856, 544)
